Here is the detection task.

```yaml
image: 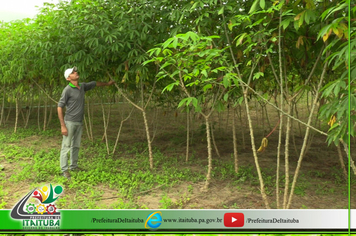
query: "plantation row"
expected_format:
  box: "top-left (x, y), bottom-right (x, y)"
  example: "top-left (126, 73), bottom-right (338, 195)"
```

top-left (0, 0), bottom-right (355, 209)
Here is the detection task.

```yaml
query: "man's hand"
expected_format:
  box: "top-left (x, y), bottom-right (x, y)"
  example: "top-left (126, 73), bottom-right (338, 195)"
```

top-left (96, 81), bottom-right (116, 87)
top-left (61, 126), bottom-right (68, 136)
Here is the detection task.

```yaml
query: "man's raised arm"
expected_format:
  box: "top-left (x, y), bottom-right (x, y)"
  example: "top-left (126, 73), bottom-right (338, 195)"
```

top-left (96, 81), bottom-right (115, 87)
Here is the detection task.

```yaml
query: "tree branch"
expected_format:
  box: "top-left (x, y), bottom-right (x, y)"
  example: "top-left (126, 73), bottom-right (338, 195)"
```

top-left (106, 72), bottom-right (143, 112)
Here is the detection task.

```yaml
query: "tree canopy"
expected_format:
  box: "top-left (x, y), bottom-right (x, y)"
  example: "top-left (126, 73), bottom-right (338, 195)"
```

top-left (0, 0), bottom-right (354, 145)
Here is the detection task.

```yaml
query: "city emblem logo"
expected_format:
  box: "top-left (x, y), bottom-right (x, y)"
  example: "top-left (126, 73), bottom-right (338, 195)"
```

top-left (10, 184), bottom-right (63, 230)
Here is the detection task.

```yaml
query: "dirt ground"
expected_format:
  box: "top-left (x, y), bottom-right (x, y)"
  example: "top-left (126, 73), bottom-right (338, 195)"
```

top-left (0, 101), bottom-right (355, 209)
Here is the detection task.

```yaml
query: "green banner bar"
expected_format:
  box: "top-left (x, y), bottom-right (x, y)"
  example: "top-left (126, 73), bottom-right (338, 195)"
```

top-left (0, 209), bottom-right (349, 232)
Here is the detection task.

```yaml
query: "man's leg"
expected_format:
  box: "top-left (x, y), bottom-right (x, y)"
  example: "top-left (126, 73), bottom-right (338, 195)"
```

top-left (69, 122), bottom-right (83, 170)
top-left (60, 121), bottom-right (74, 173)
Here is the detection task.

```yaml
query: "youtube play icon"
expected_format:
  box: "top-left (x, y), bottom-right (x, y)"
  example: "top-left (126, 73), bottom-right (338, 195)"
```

top-left (224, 213), bottom-right (244, 227)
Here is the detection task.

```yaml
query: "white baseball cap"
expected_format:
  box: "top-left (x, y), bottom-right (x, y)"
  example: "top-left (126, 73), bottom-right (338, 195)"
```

top-left (64, 66), bottom-right (77, 79)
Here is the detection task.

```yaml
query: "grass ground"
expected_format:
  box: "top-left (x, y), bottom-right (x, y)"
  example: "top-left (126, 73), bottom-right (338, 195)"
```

top-left (0, 101), bottom-right (354, 210)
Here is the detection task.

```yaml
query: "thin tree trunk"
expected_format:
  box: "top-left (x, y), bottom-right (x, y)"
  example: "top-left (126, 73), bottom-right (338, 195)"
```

top-left (238, 105), bottom-right (246, 149)
top-left (186, 107), bottom-right (190, 162)
top-left (83, 115), bottom-right (91, 141)
top-left (20, 100), bottom-right (26, 124)
top-left (225, 105), bottom-right (229, 132)
top-left (294, 102), bottom-right (302, 137)
top-left (112, 107), bottom-right (134, 156)
top-left (302, 133), bottom-right (315, 157)
top-left (141, 75), bottom-right (156, 169)
top-left (5, 102), bottom-right (12, 124)
top-left (243, 92), bottom-right (270, 209)
top-left (190, 111), bottom-right (195, 146)
top-left (276, 8), bottom-right (284, 209)
top-left (336, 144), bottom-right (348, 180)
top-left (149, 107), bottom-right (159, 144)
top-left (87, 98), bottom-right (93, 141)
top-left (351, 157), bottom-right (356, 176)
top-left (264, 104), bottom-right (272, 130)
top-left (142, 109), bottom-right (153, 169)
top-left (43, 96), bottom-right (48, 131)
top-left (303, 102), bottom-right (321, 157)
top-left (291, 101), bottom-right (300, 156)
top-left (276, 114), bottom-right (283, 209)
top-left (341, 140), bottom-right (356, 175)
top-left (37, 98), bottom-right (41, 131)
top-left (232, 107), bottom-right (239, 173)
top-left (91, 98), bottom-right (95, 139)
top-left (210, 122), bottom-right (221, 158)
top-left (255, 100), bottom-right (259, 131)
top-left (47, 89), bottom-right (54, 128)
top-left (0, 86), bottom-right (4, 126)
top-left (47, 104), bottom-right (53, 128)
top-left (283, 103), bottom-right (292, 209)
top-left (286, 51), bottom-right (329, 209)
top-left (24, 106), bottom-right (29, 129)
top-left (203, 115), bottom-right (213, 190)
top-left (101, 100), bottom-right (110, 155)
top-left (101, 103), bottom-right (112, 142)
top-left (24, 94), bottom-right (33, 129)
top-left (14, 96), bottom-right (19, 133)
top-left (306, 91), bottom-right (310, 114)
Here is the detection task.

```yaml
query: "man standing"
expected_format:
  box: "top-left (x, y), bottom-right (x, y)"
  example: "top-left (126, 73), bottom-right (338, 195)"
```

top-left (58, 66), bottom-right (115, 179)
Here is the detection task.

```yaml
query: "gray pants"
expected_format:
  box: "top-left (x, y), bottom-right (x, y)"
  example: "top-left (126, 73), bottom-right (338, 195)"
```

top-left (60, 121), bottom-right (83, 172)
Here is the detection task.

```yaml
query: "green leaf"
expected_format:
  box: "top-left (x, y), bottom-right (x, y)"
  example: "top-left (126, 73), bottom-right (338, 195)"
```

top-left (351, 95), bottom-right (356, 109)
top-left (142, 58), bottom-right (155, 66)
top-left (298, 12), bottom-right (304, 27)
top-left (253, 72), bottom-right (264, 80)
top-left (249, 0), bottom-right (259, 14)
top-left (162, 81), bottom-right (179, 93)
top-left (317, 25), bottom-right (332, 41)
top-left (282, 9), bottom-right (295, 16)
top-left (190, 2), bottom-right (198, 10)
top-left (321, 81), bottom-right (336, 98)
top-left (323, 3), bottom-right (348, 20)
top-left (203, 84), bottom-right (212, 92)
top-left (172, 38), bottom-right (178, 49)
top-left (260, 0), bottom-right (265, 9)
top-left (218, 6), bottom-right (224, 15)
top-left (223, 76), bottom-right (230, 88)
top-left (281, 18), bottom-right (292, 30)
top-left (186, 97), bottom-right (193, 106)
top-left (235, 33), bottom-right (247, 46)
top-left (191, 97), bottom-right (198, 108)
top-left (224, 93), bottom-right (229, 102)
top-left (304, 11), bottom-right (311, 24)
top-left (178, 98), bottom-right (189, 108)
top-left (201, 70), bottom-right (208, 77)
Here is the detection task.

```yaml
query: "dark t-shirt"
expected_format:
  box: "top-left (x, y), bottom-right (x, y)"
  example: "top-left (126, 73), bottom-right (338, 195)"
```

top-left (58, 81), bottom-right (96, 122)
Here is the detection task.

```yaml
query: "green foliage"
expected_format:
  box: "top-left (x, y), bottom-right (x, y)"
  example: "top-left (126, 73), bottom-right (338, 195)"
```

top-left (159, 193), bottom-right (174, 209)
top-left (318, 0), bottom-right (355, 146)
top-left (0, 0), bottom-right (352, 148)
top-left (0, 0), bottom-right (353, 212)
top-left (146, 31), bottom-right (236, 115)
